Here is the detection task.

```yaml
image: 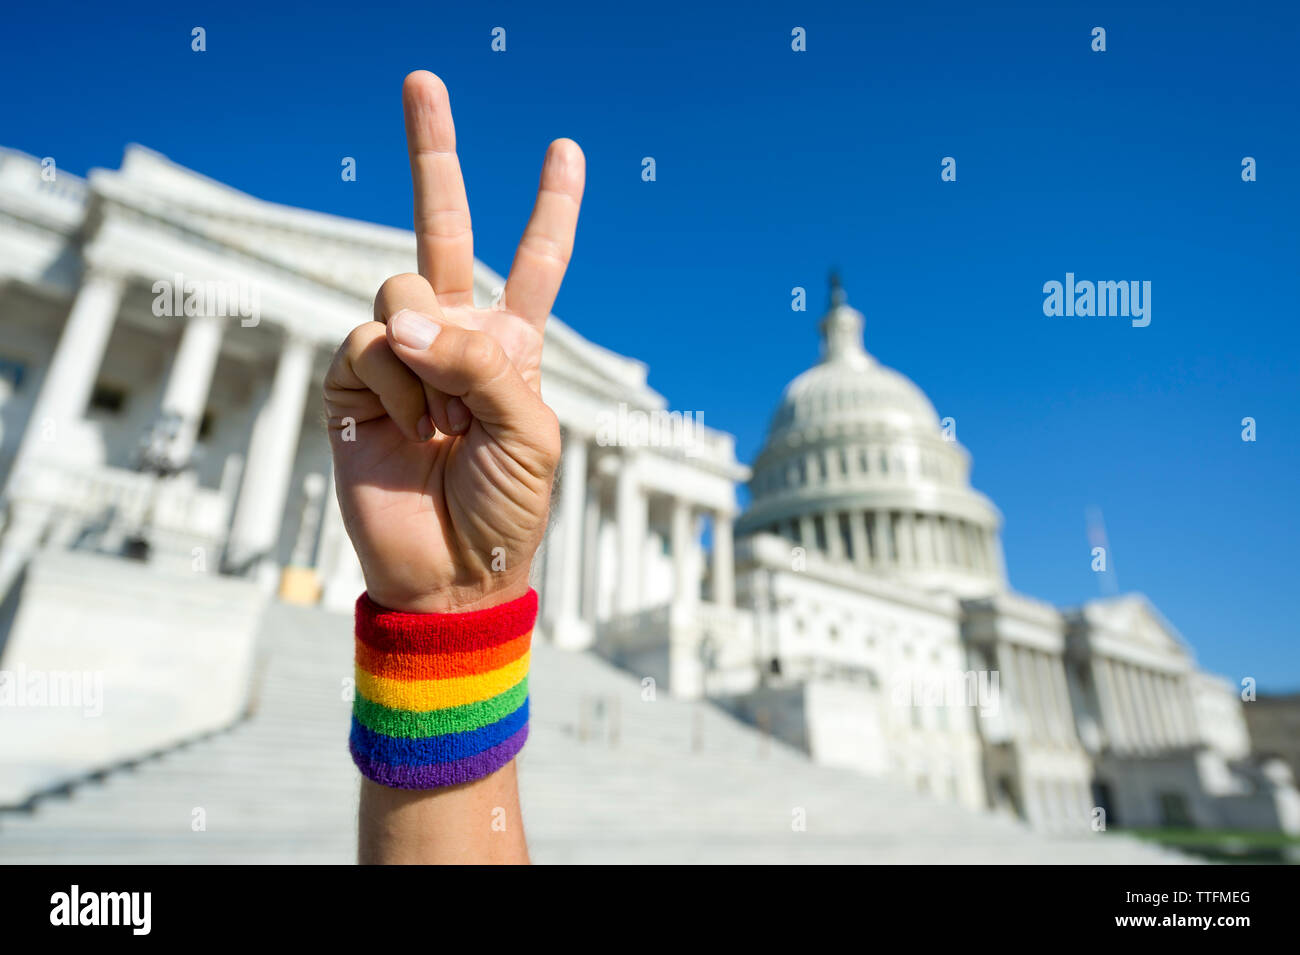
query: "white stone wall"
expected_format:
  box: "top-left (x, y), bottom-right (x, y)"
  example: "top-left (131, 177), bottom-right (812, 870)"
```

top-left (0, 550), bottom-right (264, 803)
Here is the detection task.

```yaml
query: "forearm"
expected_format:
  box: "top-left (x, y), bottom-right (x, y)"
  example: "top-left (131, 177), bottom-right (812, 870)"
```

top-left (358, 764), bottom-right (528, 864)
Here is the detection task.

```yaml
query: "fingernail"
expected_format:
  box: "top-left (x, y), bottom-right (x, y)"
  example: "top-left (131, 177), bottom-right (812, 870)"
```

top-left (416, 415), bottom-right (435, 441)
top-left (390, 309), bottom-right (440, 349)
top-left (446, 397), bottom-right (470, 434)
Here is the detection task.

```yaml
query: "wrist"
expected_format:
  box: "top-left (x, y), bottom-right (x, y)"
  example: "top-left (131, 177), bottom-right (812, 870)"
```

top-left (349, 585), bottom-right (537, 791)
top-left (364, 574), bottom-right (533, 615)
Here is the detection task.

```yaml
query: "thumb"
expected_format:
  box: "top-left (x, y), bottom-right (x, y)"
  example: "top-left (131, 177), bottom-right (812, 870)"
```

top-left (386, 308), bottom-right (553, 439)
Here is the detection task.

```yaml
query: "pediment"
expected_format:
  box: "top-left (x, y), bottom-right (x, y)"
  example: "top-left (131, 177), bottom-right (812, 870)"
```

top-left (1083, 594), bottom-right (1192, 661)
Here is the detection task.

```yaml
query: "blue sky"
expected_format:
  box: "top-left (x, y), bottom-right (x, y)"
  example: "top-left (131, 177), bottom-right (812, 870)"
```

top-left (4, 1), bottom-right (1297, 686)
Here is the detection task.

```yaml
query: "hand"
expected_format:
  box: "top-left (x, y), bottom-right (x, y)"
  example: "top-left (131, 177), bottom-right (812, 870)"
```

top-left (323, 71), bottom-right (585, 613)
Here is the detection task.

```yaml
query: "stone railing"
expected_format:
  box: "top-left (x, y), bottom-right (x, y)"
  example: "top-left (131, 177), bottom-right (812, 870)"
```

top-left (10, 461), bottom-right (232, 556)
top-left (596, 603), bottom-right (672, 654)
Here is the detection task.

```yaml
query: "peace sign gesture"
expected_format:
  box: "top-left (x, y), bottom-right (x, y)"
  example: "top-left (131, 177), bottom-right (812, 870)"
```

top-left (324, 70), bottom-right (585, 614)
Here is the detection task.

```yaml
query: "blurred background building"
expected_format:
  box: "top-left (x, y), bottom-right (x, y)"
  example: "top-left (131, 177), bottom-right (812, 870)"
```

top-left (0, 146), bottom-right (1295, 862)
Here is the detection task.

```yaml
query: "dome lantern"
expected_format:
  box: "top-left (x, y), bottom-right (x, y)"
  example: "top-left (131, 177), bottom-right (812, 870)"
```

top-left (819, 272), bottom-right (870, 368)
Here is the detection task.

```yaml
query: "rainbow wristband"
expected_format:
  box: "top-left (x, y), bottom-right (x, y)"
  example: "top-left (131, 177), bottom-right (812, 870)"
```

top-left (349, 589), bottom-right (536, 789)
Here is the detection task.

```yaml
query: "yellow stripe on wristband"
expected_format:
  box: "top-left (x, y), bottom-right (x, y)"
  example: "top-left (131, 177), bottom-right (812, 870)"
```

top-left (355, 650), bottom-right (531, 712)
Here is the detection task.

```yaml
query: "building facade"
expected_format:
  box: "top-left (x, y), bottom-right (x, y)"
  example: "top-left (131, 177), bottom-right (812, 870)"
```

top-left (0, 145), bottom-right (1295, 833)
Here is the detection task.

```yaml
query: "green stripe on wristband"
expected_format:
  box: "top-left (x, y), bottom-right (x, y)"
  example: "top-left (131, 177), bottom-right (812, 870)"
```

top-left (353, 677), bottom-right (530, 739)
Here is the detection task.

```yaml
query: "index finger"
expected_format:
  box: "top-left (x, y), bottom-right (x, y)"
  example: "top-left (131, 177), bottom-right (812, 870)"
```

top-left (403, 71), bottom-right (476, 308)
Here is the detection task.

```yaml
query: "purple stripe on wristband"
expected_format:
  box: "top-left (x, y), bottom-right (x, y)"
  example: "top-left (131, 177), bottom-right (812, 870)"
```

top-left (350, 723), bottom-right (529, 790)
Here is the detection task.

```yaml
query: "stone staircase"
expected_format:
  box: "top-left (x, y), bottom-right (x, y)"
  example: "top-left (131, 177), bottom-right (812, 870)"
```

top-left (0, 601), bottom-right (1191, 864)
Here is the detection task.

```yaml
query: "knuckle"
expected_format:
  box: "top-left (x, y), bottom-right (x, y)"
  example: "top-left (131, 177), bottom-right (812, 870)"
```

top-left (341, 322), bottom-right (379, 355)
top-left (518, 231), bottom-right (571, 268)
top-left (373, 273), bottom-right (430, 320)
top-left (539, 407), bottom-right (563, 462)
top-left (413, 208), bottom-right (473, 239)
top-left (458, 332), bottom-right (507, 378)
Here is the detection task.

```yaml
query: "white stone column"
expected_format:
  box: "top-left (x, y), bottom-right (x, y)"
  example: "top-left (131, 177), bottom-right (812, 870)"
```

top-left (1147, 669), bottom-right (1175, 749)
top-left (226, 335), bottom-right (314, 581)
top-left (1119, 663), bottom-right (1149, 752)
top-left (799, 515), bottom-right (815, 552)
top-left (548, 432), bottom-right (590, 648)
top-left (1052, 657), bottom-right (1077, 742)
top-left (1134, 666), bottom-right (1163, 752)
top-left (581, 481), bottom-right (601, 622)
top-left (850, 510), bottom-right (869, 571)
top-left (1017, 648), bottom-right (1046, 741)
top-left (915, 515), bottom-right (931, 565)
top-left (1097, 658), bottom-right (1130, 753)
top-left (896, 513), bottom-right (914, 567)
top-left (711, 510), bottom-right (734, 608)
top-left (671, 497), bottom-right (697, 609)
top-left (160, 313), bottom-right (224, 465)
top-left (1140, 670), bottom-right (1171, 749)
top-left (965, 525), bottom-right (982, 571)
top-left (615, 454), bottom-right (645, 615)
top-left (10, 269), bottom-right (126, 474)
top-left (0, 270), bottom-right (126, 598)
top-left (994, 643), bottom-right (1024, 739)
top-left (1033, 651), bottom-right (1062, 742)
top-left (915, 514), bottom-right (935, 566)
top-left (825, 509), bottom-right (844, 562)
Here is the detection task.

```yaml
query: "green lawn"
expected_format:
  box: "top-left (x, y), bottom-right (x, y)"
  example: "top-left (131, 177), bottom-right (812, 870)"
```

top-left (1125, 827), bottom-right (1300, 862)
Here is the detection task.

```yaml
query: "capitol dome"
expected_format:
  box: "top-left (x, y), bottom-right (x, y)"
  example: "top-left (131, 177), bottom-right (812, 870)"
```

top-left (737, 277), bottom-right (1006, 597)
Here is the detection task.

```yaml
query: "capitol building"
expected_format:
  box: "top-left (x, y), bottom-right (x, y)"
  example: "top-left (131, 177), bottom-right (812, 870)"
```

top-left (0, 144), bottom-right (1296, 844)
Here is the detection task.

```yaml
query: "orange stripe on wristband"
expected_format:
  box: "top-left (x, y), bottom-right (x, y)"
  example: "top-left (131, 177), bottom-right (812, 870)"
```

top-left (354, 629), bottom-right (531, 682)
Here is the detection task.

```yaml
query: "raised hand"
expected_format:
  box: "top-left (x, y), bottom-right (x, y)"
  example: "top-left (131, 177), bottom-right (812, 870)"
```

top-left (323, 71), bottom-right (585, 614)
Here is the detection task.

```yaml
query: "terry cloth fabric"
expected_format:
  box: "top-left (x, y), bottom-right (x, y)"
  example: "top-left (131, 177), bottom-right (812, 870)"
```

top-left (349, 589), bottom-right (536, 789)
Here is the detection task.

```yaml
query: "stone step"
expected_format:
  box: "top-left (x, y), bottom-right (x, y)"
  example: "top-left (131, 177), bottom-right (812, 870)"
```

top-left (0, 602), bottom-right (1190, 865)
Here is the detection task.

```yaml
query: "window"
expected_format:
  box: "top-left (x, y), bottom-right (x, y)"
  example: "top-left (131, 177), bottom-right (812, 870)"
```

top-left (0, 356), bottom-right (26, 394)
top-left (197, 409), bottom-right (215, 441)
top-left (839, 513), bottom-right (853, 560)
top-left (88, 383), bottom-right (127, 415)
top-left (813, 515), bottom-right (827, 551)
